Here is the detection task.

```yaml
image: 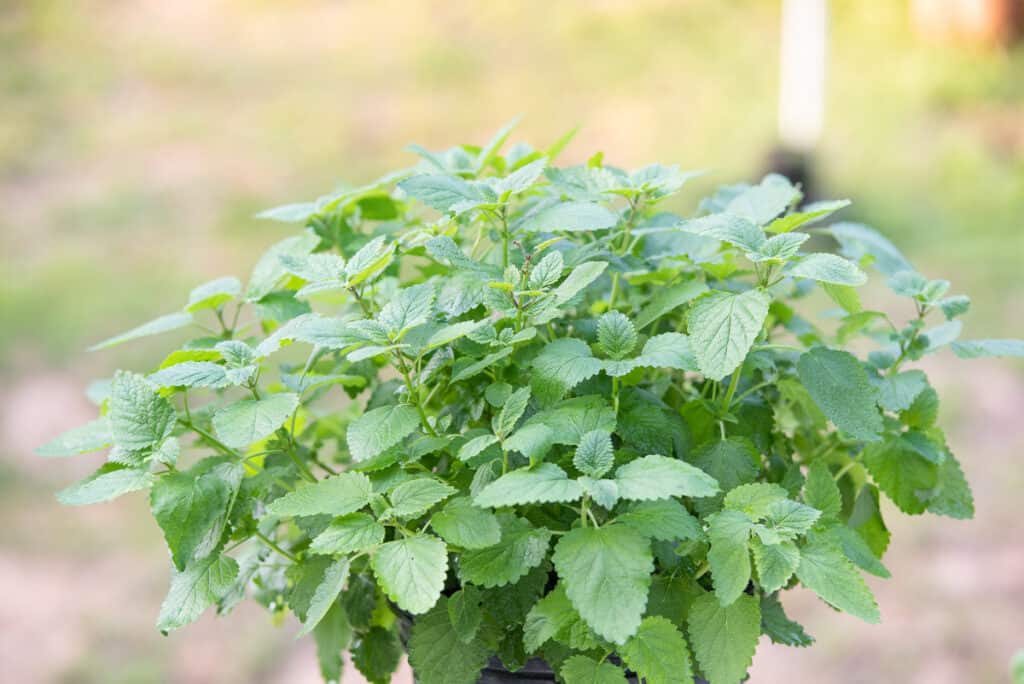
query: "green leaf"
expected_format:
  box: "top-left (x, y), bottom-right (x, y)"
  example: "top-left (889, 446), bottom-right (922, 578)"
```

top-left (312, 602), bottom-right (351, 683)
top-left (37, 417), bottom-right (112, 457)
top-left (89, 312), bottom-right (194, 351)
top-left (614, 454), bottom-right (720, 501)
top-left (876, 370), bottom-right (929, 412)
top-left (344, 236), bottom-right (395, 287)
top-left (149, 361), bottom-right (230, 389)
top-left (787, 253), bottom-right (867, 286)
top-left (310, 513), bottom-right (386, 555)
top-left (246, 231), bottom-right (320, 301)
top-left (634, 278), bottom-right (707, 330)
top-left (457, 433), bottom-right (499, 462)
top-left (803, 461), bottom-right (842, 519)
top-left (573, 429), bottom-right (614, 478)
top-left (388, 478), bottom-right (456, 518)
top-left (531, 338), bottom-right (604, 404)
top-left (937, 294), bottom-right (971, 320)
top-left (766, 199), bottom-right (851, 233)
top-left (504, 423), bottom-right (556, 463)
top-left (529, 250), bottom-right (564, 289)
top-left (796, 535), bottom-right (880, 623)
top-left (687, 592), bottom-right (760, 684)
top-left (157, 553), bottom-right (238, 633)
top-left (951, 339), bottom-right (1024, 359)
top-left (723, 483), bottom-right (789, 519)
top-left (578, 476), bottom-right (619, 509)
top-left (298, 558), bottom-right (351, 636)
top-left (620, 616), bottom-right (694, 684)
top-left (475, 463), bottom-right (584, 507)
top-left (347, 404), bottom-right (421, 462)
top-left (109, 371), bottom-right (176, 452)
top-left (827, 525), bottom-right (890, 578)
top-left (678, 213), bottom-right (766, 252)
top-left (371, 534), bottom-right (447, 614)
top-left (447, 585), bottom-right (484, 644)
top-left (378, 283), bottom-right (435, 335)
top-left (424, 319), bottom-right (487, 351)
top-left (495, 386), bottom-right (531, 438)
top-left (451, 347), bottom-right (514, 382)
top-left (352, 626), bottom-right (403, 684)
top-left (751, 538), bottom-right (800, 593)
top-left (797, 348), bottom-right (883, 442)
top-left (268, 472), bottom-right (373, 517)
top-left (687, 289), bottom-right (771, 381)
top-left (552, 524), bottom-right (653, 644)
top-left (862, 435), bottom-right (938, 515)
top-left (523, 584), bottom-right (577, 652)
top-left (408, 598), bottom-right (490, 684)
top-left (692, 438), bottom-right (761, 494)
top-left (522, 201), bottom-right (618, 233)
top-left (560, 656), bottom-right (628, 684)
top-left (707, 510), bottom-right (753, 605)
top-left (495, 158), bottom-right (547, 195)
top-left (399, 174), bottom-right (481, 212)
top-left (212, 393), bottom-right (299, 448)
top-left (459, 514), bottom-right (551, 588)
top-left (726, 174), bottom-right (800, 225)
top-left (748, 232), bottom-right (810, 262)
top-left (150, 465), bottom-right (234, 570)
top-left (57, 463), bottom-right (154, 506)
top-left (597, 311), bottom-right (638, 360)
top-left (432, 497), bottom-right (501, 550)
top-left (927, 450), bottom-right (974, 519)
top-left (629, 333), bottom-right (699, 372)
top-left (552, 261), bottom-right (608, 303)
top-left (760, 594), bottom-right (814, 647)
top-left (617, 499), bottom-right (702, 541)
top-left (829, 222), bottom-right (912, 276)
top-left (186, 276), bottom-right (241, 312)
top-left (762, 499), bottom-right (822, 539)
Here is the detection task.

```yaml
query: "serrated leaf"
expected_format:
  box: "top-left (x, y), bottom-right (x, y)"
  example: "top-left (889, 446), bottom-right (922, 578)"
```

top-left (760, 594), bottom-right (814, 647)
top-left (861, 435), bottom-right (938, 515)
top-left (268, 472), bottom-right (373, 517)
top-left (149, 361), bottom-right (230, 389)
top-left (457, 433), bottom-right (499, 462)
top-left (751, 538), bottom-right (800, 593)
top-left (150, 465), bottom-right (233, 570)
top-left (448, 585), bottom-right (483, 643)
top-left (617, 499), bottom-right (702, 541)
top-left (688, 289), bottom-right (771, 381)
top-left (378, 283), bottom-right (435, 335)
top-left (371, 534), bottom-right (447, 614)
top-left (707, 510), bottom-right (753, 605)
top-left (347, 404), bottom-right (421, 462)
top-left (529, 250), bottom-right (564, 289)
top-left (531, 338), bottom-right (604, 404)
top-left (298, 558), bottom-right (351, 636)
top-left (787, 253), bottom-right (867, 286)
top-left (451, 347), bottom-right (514, 382)
top-left (937, 295), bottom-right (971, 320)
top-left (109, 371), bottom-right (176, 452)
top-left (620, 616), bottom-right (694, 684)
top-left (552, 261), bottom-right (608, 304)
top-left (803, 461), bottom-right (842, 519)
top-left (634, 278), bottom-right (707, 330)
top-left (723, 482), bottom-right (789, 519)
top-left (310, 513), bottom-right (386, 555)
top-left (766, 199), bottom-right (850, 233)
top-left (597, 311), bottom-right (637, 360)
top-left (37, 417), bottom-right (112, 457)
top-left (951, 339), bottom-right (1024, 359)
top-left (797, 348), bottom-right (883, 442)
top-left (726, 173), bottom-right (800, 225)
top-left (408, 598), bottom-right (491, 684)
top-left (212, 393), bottom-right (299, 448)
top-left (89, 312), bottom-right (194, 351)
top-left (475, 463), bottom-right (583, 507)
top-left (614, 454), bottom-right (720, 501)
top-left (687, 592), bottom-right (760, 684)
top-left (495, 386), bottom-right (531, 438)
top-left (560, 656), bottom-right (628, 684)
top-left (629, 332), bottom-right (699, 372)
top-left (157, 553), bottom-right (238, 632)
top-left (573, 429), bottom-right (614, 478)
top-left (313, 602), bottom-right (351, 683)
top-left (504, 423), bottom-right (556, 463)
top-left (424, 319), bottom-right (486, 351)
top-left (399, 174), bottom-right (482, 212)
top-left (523, 584), bottom-right (576, 653)
top-left (552, 524), bottom-right (653, 644)
top-left (432, 497), bottom-right (502, 550)
top-left (186, 276), bottom-right (241, 312)
top-left (352, 626), bottom-right (403, 684)
top-left (57, 463), bottom-right (155, 506)
top-left (927, 450), bottom-right (974, 519)
top-left (246, 231), bottom-right (320, 301)
top-left (578, 476), bottom-right (619, 509)
top-left (829, 222), bottom-right (913, 276)
top-left (876, 370), bottom-right (929, 412)
top-left (388, 478), bottom-right (456, 518)
top-left (522, 201), bottom-right (618, 233)
top-left (495, 158), bottom-right (547, 195)
top-left (796, 535), bottom-right (880, 623)
top-left (459, 514), bottom-right (551, 588)
top-left (345, 236), bottom-right (394, 287)
top-left (678, 213), bottom-right (766, 252)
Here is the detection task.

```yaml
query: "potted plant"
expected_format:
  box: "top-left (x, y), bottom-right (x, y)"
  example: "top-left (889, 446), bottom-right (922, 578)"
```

top-left (40, 122), bottom-right (1022, 684)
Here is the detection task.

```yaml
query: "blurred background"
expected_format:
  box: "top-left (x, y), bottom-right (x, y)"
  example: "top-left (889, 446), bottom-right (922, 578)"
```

top-left (2, 1), bottom-right (1022, 682)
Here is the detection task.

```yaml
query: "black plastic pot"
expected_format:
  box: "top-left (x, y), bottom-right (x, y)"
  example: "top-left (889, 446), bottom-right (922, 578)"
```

top-left (476, 656), bottom-right (709, 683)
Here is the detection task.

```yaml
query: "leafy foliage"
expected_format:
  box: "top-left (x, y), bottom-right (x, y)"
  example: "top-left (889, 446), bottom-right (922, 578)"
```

top-left (43, 124), bottom-right (1000, 682)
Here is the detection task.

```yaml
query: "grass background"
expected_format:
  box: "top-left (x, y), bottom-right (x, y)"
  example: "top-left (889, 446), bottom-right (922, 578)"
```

top-left (1, 1), bottom-right (1022, 682)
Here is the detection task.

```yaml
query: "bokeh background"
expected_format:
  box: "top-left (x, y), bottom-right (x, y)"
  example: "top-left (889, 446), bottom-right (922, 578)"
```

top-left (2, 1), bottom-right (1022, 682)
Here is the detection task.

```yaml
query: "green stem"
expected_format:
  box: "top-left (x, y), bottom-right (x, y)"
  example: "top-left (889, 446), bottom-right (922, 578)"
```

top-left (180, 419), bottom-right (238, 458)
top-left (395, 353), bottom-right (438, 436)
top-left (693, 561), bottom-right (710, 580)
top-left (608, 272), bottom-right (620, 310)
top-left (500, 207), bottom-right (510, 269)
top-left (720, 365), bottom-right (742, 414)
top-left (611, 376), bottom-right (620, 415)
top-left (833, 459), bottom-right (859, 482)
top-left (254, 530), bottom-right (299, 563)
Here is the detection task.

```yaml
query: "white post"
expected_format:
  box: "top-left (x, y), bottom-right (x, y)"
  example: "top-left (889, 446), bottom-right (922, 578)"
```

top-left (778, 0), bottom-right (828, 152)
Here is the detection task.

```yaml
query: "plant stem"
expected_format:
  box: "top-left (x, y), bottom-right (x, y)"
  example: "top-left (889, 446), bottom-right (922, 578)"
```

top-left (180, 419), bottom-right (238, 459)
top-left (500, 207), bottom-right (510, 269)
top-left (833, 459), bottom-right (859, 482)
top-left (611, 376), bottom-right (620, 415)
top-left (693, 561), bottom-right (710, 580)
top-left (254, 530), bottom-right (299, 563)
top-left (720, 365), bottom-right (742, 413)
top-left (394, 353), bottom-right (438, 436)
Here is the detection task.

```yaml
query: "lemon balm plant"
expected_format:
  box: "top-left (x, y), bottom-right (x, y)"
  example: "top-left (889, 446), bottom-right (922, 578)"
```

top-left (41, 123), bottom-right (1023, 684)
